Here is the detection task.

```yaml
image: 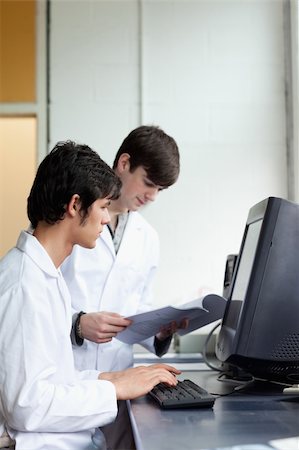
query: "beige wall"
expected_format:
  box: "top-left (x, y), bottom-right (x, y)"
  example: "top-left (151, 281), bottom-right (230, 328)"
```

top-left (0, 118), bottom-right (36, 256)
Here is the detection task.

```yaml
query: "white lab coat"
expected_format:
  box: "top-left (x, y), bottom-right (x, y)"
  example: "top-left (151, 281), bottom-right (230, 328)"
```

top-left (62, 211), bottom-right (160, 372)
top-left (0, 231), bottom-right (117, 450)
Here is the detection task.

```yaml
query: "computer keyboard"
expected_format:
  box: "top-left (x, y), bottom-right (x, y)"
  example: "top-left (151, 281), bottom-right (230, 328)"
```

top-left (148, 379), bottom-right (215, 409)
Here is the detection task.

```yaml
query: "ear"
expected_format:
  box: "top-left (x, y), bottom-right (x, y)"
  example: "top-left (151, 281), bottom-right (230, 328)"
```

top-left (67, 194), bottom-right (81, 218)
top-left (116, 153), bottom-right (130, 174)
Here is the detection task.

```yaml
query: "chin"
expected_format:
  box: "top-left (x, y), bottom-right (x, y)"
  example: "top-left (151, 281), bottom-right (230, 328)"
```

top-left (80, 241), bottom-right (97, 249)
top-left (131, 204), bottom-right (141, 211)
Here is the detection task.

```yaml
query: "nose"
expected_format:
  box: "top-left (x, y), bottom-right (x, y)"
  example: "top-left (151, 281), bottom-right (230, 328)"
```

top-left (102, 208), bottom-right (111, 224)
top-left (145, 187), bottom-right (159, 202)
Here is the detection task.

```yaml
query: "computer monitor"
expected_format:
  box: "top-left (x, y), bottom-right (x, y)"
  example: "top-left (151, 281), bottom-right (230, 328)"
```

top-left (215, 197), bottom-right (299, 385)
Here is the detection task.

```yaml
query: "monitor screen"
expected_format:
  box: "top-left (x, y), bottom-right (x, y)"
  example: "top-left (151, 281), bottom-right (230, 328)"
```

top-left (225, 219), bottom-right (263, 331)
top-left (216, 197), bottom-right (299, 384)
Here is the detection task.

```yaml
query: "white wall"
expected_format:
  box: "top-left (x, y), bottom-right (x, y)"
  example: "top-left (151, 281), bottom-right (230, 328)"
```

top-left (49, 0), bottom-right (140, 162)
top-left (50, 0), bottom-right (288, 312)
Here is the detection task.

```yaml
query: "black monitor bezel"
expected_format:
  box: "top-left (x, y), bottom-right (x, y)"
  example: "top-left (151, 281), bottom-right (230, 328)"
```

top-left (217, 197), bottom-right (281, 358)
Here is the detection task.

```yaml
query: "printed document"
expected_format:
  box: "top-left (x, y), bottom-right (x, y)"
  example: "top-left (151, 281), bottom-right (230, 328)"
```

top-left (116, 294), bottom-right (226, 345)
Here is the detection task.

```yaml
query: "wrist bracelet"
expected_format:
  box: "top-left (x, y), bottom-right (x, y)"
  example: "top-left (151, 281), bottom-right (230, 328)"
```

top-left (75, 311), bottom-right (86, 346)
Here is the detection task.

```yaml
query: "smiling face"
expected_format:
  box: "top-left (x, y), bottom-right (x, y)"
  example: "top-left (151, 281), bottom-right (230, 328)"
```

top-left (75, 197), bottom-right (111, 248)
top-left (114, 154), bottom-right (164, 212)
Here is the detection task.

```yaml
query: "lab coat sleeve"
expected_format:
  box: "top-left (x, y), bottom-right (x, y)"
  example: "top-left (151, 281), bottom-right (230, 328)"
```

top-left (0, 286), bottom-right (117, 433)
top-left (75, 369), bottom-right (104, 380)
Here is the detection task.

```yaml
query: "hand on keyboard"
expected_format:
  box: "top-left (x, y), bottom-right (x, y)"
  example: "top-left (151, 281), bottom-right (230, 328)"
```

top-left (148, 379), bottom-right (215, 409)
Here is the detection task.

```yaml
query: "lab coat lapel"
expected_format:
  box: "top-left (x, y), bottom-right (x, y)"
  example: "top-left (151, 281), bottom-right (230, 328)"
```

top-left (116, 213), bottom-right (142, 263)
top-left (100, 225), bottom-right (116, 258)
top-left (99, 213), bottom-right (144, 312)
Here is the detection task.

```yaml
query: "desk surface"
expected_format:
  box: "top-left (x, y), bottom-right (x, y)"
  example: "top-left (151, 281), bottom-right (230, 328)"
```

top-left (130, 364), bottom-right (299, 450)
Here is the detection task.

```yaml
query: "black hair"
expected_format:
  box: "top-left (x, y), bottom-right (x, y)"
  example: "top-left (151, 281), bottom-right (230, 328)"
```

top-left (112, 125), bottom-right (180, 188)
top-left (27, 140), bottom-right (121, 229)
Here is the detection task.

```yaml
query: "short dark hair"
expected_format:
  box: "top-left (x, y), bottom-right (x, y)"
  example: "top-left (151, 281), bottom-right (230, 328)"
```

top-left (28, 140), bottom-right (121, 229)
top-left (112, 125), bottom-right (180, 188)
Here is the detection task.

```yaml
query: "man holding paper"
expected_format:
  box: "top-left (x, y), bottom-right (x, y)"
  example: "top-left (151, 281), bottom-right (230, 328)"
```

top-left (61, 125), bottom-right (187, 449)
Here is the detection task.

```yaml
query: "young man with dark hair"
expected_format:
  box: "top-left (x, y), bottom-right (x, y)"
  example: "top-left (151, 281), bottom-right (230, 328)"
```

top-left (62, 126), bottom-right (186, 449)
top-left (0, 141), bottom-right (179, 450)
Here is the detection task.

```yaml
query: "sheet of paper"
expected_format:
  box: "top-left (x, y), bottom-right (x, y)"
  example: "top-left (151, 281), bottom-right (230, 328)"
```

top-left (269, 437), bottom-right (299, 450)
top-left (116, 294), bottom-right (226, 345)
top-left (201, 445), bottom-right (273, 450)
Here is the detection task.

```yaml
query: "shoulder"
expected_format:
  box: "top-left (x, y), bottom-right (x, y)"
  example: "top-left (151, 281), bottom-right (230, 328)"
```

top-left (0, 248), bottom-right (24, 292)
top-left (0, 247), bottom-right (19, 275)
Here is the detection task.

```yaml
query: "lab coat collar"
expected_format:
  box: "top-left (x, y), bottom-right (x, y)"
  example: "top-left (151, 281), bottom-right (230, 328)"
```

top-left (100, 212), bottom-right (142, 258)
top-left (16, 231), bottom-right (60, 278)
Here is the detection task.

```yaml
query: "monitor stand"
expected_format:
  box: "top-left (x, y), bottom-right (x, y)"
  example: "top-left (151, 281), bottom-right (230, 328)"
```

top-left (241, 379), bottom-right (287, 394)
top-left (240, 379), bottom-right (299, 396)
top-left (221, 376), bottom-right (289, 394)
top-left (218, 364), bottom-right (299, 395)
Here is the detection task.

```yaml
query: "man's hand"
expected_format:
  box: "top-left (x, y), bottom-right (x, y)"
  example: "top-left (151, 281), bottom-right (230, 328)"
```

top-left (80, 312), bottom-right (132, 344)
top-left (155, 318), bottom-right (189, 341)
top-left (99, 364), bottom-right (181, 400)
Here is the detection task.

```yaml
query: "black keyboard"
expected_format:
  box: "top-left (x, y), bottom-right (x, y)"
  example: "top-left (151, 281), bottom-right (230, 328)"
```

top-left (148, 379), bottom-right (215, 409)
